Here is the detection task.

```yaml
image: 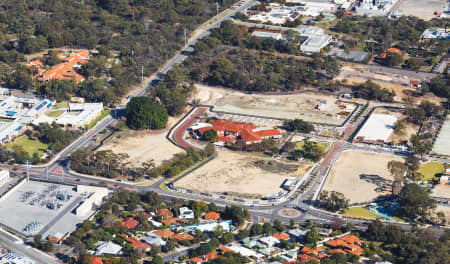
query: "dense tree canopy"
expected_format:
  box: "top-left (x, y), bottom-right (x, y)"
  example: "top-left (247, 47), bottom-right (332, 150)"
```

top-left (126, 96), bottom-right (168, 129)
top-left (398, 183), bottom-right (436, 222)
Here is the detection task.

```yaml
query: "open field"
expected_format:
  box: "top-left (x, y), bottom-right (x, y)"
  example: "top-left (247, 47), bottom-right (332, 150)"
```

top-left (324, 151), bottom-right (404, 203)
top-left (174, 149), bottom-right (309, 199)
top-left (417, 162), bottom-right (445, 181)
top-left (344, 206), bottom-right (381, 219)
top-left (6, 135), bottom-right (48, 157)
top-left (194, 84), bottom-right (355, 125)
top-left (52, 101), bottom-right (68, 109)
top-left (436, 205), bottom-right (450, 223)
top-left (98, 128), bottom-right (183, 167)
top-left (397, 0), bottom-right (446, 20)
top-left (431, 184), bottom-right (450, 199)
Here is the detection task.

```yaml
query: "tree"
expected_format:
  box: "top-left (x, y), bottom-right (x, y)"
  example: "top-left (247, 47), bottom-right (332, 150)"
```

top-left (283, 119), bottom-right (314, 133)
top-left (304, 228), bottom-right (319, 245)
top-left (203, 129), bottom-right (218, 142)
top-left (398, 183), bottom-right (437, 221)
top-left (152, 256), bottom-right (164, 264)
top-left (385, 53), bottom-right (403, 66)
top-left (410, 133), bottom-right (433, 159)
top-left (387, 160), bottom-right (407, 195)
top-left (205, 143), bottom-right (216, 157)
top-left (318, 190), bottom-right (349, 212)
top-left (126, 96), bottom-right (168, 130)
top-left (250, 224), bottom-right (263, 236)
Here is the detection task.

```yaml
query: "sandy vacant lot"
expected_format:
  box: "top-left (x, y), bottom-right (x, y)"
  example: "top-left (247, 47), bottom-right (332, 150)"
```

top-left (195, 84), bottom-right (354, 125)
top-left (98, 117), bottom-right (183, 166)
top-left (324, 151), bottom-right (404, 203)
top-left (372, 108), bottom-right (419, 144)
top-left (175, 149), bottom-right (309, 199)
top-left (398, 0), bottom-right (446, 20)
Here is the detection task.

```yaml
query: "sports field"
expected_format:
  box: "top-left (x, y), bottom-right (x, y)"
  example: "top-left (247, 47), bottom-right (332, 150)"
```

top-left (432, 115), bottom-right (450, 156)
top-left (324, 151), bottom-right (404, 203)
top-left (174, 149), bottom-right (309, 199)
top-left (195, 84), bottom-right (355, 125)
top-left (417, 162), bottom-right (445, 181)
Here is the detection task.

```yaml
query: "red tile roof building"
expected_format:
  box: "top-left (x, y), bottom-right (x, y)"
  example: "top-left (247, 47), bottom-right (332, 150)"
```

top-left (328, 249), bottom-right (347, 255)
top-left (89, 256), bottom-right (103, 264)
top-left (204, 211), bottom-right (220, 220)
top-left (122, 217), bottom-right (139, 229)
top-left (190, 257), bottom-right (204, 264)
top-left (273, 232), bottom-right (290, 240)
top-left (204, 252), bottom-right (218, 261)
top-left (326, 235), bottom-right (364, 256)
top-left (153, 229), bottom-right (175, 239)
top-left (162, 217), bottom-right (180, 226)
top-left (29, 50), bottom-right (89, 83)
top-left (156, 209), bottom-right (173, 219)
top-left (174, 233), bottom-right (195, 241)
top-left (298, 254), bottom-right (319, 263)
top-left (195, 120), bottom-right (281, 145)
top-left (126, 237), bottom-right (151, 251)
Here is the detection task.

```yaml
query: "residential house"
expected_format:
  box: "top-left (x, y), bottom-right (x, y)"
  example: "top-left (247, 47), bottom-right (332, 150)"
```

top-left (179, 207), bottom-right (195, 219)
top-left (156, 209), bottom-right (173, 219)
top-left (125, 237), bottom-right (151, 252)
top-left (174, 233), bottom-right (195, 241)
top-left (298, 254), bottom-right (319, 263)
top-left (300, 246), bottom-right (323, 256)
top-left (204, 211), bottom-right (220, 221)
top-left (162, 217), bottom-right (180, 226)
top-left (152, 229), bottom-right (175, 239)
top-left (143, 233), bottom-right (166, 247)
top-left (150, 219), bottom-right (163, 227)
top-left (189, 257), bottom-right (204, 264)
top-left (204, 252), bottom-right (218, 261)
top-left (272, 233), bottom-right (290, 241)
top-left (95, 241), bottom-right (122, 256)
top-left (328, 249), bottom-right (347, 255)
top-left (317, 227), bottom-right (332, 236)
top-left (258, 236), bottom-right (280, 248)
top-left (122, 217), bottom-right (139, 229)
top-left (288, 229), bottom-right (309, 240)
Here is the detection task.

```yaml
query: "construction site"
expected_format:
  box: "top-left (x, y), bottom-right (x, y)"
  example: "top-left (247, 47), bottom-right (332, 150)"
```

top-left (0, 180), bottom-right (108, 240)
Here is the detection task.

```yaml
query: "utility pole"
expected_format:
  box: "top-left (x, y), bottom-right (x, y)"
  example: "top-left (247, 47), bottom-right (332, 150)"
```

top-left (141, 65), bottom-right (144, 81)
top-left (26, 160), bottom-right (29, 182)
top-left (216, 2), bottom-right (220, 14)
top-left (184, 28), bottom-right (187, 47)
top-left (46, 166), bottom-right (48, 181)
top-left (60, 168), bottom-right (63, 183)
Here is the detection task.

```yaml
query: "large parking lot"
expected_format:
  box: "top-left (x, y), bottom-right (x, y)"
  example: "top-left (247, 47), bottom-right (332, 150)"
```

top-left (398, 0), bottom-right (446, 20)
top-left (0, 181), bottom-right (85, 237)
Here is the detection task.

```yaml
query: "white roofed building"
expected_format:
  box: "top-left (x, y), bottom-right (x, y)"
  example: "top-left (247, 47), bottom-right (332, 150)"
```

top-left (95, 241), bottom-right (122, 256)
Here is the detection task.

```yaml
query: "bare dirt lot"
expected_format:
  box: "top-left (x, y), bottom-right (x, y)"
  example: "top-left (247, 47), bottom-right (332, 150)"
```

top-left (398, 0), bottom-right (446, 20)
top-left (372, 108), bottom-right (419, 144)
top-left (174, 149), bottom-right (310, 199)
top-left (98, 117), bottom-right (183, 166)
top-left (324, 151), bottom-right (405, 203)
top-left (195, 84), bottom-right (355, 125)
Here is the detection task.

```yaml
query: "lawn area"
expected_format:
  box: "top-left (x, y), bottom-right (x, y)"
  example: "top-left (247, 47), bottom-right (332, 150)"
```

top-left (295, 141), bottom-right (330, 152)
top-left (6, 135), bottom-right (48, 156)
top-left (344, 206), bottom-right (382, 219)
top-left (52, 101), bottom-right (68, 109)
top-left (87, 109), bottom-right (111, 129)
top-left (47, 110), bottom-right (65, 117)
top-left (418, 162), bottom-right (445, 181)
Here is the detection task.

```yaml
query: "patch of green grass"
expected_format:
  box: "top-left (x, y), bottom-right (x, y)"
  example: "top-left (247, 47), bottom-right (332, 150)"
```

top-left (87, 109), bottom-right (111, 129)
top-left (295, 141), bottom-right (329, 152)
top-left (0, 118), bottom-right (13, 122)
top-left (6, 135), bottom-right (48, 156)
top-left (418, 162), bottom-right (445, 181)
top-left (52, 101), bottom-right (68, 109)
top-left (47, 110), bottom-right (65, 117)
top-left (344, 206), bottom-right (382, 219)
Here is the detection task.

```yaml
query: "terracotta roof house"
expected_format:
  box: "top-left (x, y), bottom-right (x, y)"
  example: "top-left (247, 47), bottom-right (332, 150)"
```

top-left (300, 246), bottom-right (323, 256)
top-left (345, 244), bottom-right (363, 256)
top-left (174, 232), bottom-right (194, 241)
top-left (204, 211), bottom-right (220, 220)
top-left (190, 257), bottom-right (204, 264)
top-left (204, 252), bottom-right (218, 261)
top-left (218, 245), bottom-right (232, 254)
top-left (326, 239), bottom-right (349, 248)
top-left (122, 217), bottom-right (139, 229)
top-left (88, 256), bottom-right (103, 264)
top-left (153, 229), bottom-right (174, 239)
top-left (156, 209), bottom-right (173, 219)
top-left (126, 237), bottom-right (151, 251)
top-left (273, 232), bottom-right (290, 241)
top-left (298, 254), bottom-right (319, 263)
top-left (328, 249), bottom-right (347, 255)
top-left (162, 217), bottom-right (180, 226)
top-left (387, 48), bottom-right (403, 54)
top-left (340, 235), bottom-right (362, 245)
